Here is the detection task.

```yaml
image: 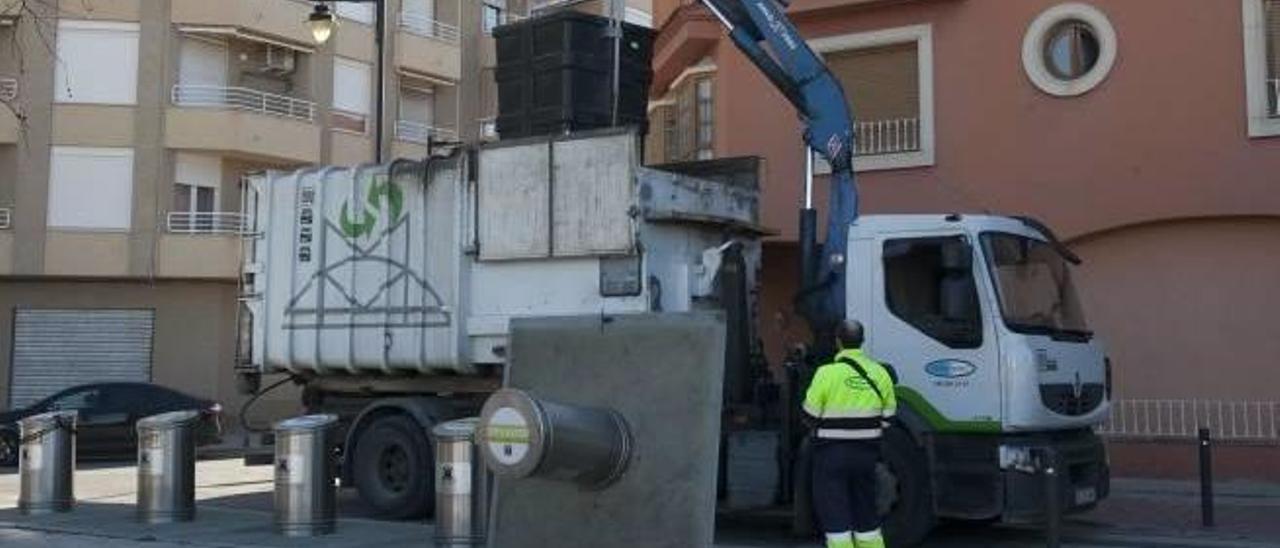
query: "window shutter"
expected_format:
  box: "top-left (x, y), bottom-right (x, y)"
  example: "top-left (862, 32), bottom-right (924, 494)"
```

top-left (825, 42), bottom-right (919, 124)
top-left (333, 58), bottom-right (372, 115)
top-left (55, 21), bottom-right (140, 104)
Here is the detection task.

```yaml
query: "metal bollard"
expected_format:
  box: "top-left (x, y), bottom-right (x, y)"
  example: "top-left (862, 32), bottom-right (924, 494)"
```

top-left (434, 418), bottom-right (489, 548)
top-left (18, 410), bottom-right (77, 515)
top-left (136, 410), bottom-right (200, 523)
top-left (274, 414), bottom-right (339, 537)
top-left (1199, 428), bottom-right (1215, 528)
top-left (478, 388), bottom-right (632, 489)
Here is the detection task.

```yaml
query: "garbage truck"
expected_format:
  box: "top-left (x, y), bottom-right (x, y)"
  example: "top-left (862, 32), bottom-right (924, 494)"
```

top-left (236, 129), bottom-right (1110, 544)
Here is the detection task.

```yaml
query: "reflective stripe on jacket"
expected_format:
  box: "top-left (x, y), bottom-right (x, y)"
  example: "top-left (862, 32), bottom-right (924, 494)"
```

top-left (803, 348), bottom-right (897, 440)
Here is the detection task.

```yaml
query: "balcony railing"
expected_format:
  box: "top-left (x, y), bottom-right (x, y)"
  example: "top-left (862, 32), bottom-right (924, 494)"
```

top-left (1096, 399), bottom-right (1280, 443)
top-left (856, 117), bottom-right (921, 157)
top-left (0, 78), bottom-right (16, 102)
top-left (399, 11), bottom-right (460, 43)
top-left (167, 211), bottom-right (249, 235)
top-left (332, 109), bottom-right (368, 134)
top-left (1270, 79), bottom-right (1279, 118)
top-left (171, 85), bottom-right (316, 123)
top-left (0, 207), bottom-right (10, 229)
top-left (395, 119), bottom-right (458, 144)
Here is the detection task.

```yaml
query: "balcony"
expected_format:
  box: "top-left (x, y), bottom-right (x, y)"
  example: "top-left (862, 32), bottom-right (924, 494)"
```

top-left (0, 77), bottom-right (16, 144)
top-left (395, 119), bottom-right (458, 144)
top-left (167, 85), bottom-right (321, 163)
top-left (166, 212), bottom-right (249, 235)
top-left (0, 206), bottom-right (10, 229)
top-left (158, 212), bottom-right (246, 279)
top-left (855, 118), bottom-right (921, 157)
top-left (171, 0), bottom-right (314, 46)
top-left (396, 13), bottom-right (461, 81)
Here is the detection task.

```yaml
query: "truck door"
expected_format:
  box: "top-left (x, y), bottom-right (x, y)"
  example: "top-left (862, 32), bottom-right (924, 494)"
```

top-left (866, 233), bottom-right (1002, 431)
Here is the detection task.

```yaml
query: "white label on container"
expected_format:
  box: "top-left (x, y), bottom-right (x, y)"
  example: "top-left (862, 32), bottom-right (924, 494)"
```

top-left (288, 455), bottom-right (307, 485)
top-left (485, 407), bottom-right (530, 466)
top-left (22, 444), bottom-right (42, 471)
top-left (146, 448), bottom-right (166, 476)
top-left (436, 462), bottom-right (472, 495)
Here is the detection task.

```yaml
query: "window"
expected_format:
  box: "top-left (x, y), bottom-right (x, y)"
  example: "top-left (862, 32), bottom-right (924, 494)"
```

top-left (482, 1), bottom-right (504, 34)
top-left (1244, 0), bottom-right (1280, 136)
top-left (883, 236), bottom-right (982, 349)
top-left (335, 2), bottom-right (375, 24)
top-left (810, 24), bottom-right (934, 172)
top-left (397, 83), bottom-right (436, 143)
top-left (1021, 4), bottom-right (1116, 97)
top-left (650, 69), bottom-right (714, 164)
top-left (47, 147), bottom-right (134, 230)
top-left (54, 20), bottom-right (140, 104)
top-left (333, 57), bottom-right (372, 133)
top-left (980, 232), bottom-right (1090, 338)
top-left (172, 152), bottom-right (221, 231)
top-left (178, 36), bottom-right (228, 87)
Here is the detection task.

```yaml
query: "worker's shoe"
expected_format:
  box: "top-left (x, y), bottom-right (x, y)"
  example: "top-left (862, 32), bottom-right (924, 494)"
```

top-left (824, 531), bottom-right (856, 548)
top-left (854, 528), bottom-right (886, 548)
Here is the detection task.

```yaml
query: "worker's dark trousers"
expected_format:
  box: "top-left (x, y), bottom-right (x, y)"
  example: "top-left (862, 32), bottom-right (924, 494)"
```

top-left (812, 438), bottom-right (881, 535)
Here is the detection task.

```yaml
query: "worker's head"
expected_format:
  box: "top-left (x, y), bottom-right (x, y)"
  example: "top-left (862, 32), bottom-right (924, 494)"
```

top-left (835, 320), bottom-right (864, 350)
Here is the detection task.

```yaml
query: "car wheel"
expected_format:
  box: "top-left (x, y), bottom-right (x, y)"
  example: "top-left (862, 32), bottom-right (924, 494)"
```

top-left (0, 429), bottom-right (18, 467)
top-left (353, 414), bottom-right (433, 519)
top-left (879, 426), bottom-right (935, 547)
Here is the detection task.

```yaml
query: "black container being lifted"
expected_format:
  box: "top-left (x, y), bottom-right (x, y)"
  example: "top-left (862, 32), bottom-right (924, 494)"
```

top-left (494, 11), bottom-right (654, 140)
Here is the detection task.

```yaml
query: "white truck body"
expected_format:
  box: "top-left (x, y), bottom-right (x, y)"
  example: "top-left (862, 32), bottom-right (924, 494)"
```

top-left (241, 130), bottom-right (762, 377)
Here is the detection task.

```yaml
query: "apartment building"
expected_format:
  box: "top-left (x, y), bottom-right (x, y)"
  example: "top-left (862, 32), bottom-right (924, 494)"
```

top-left (0, 0), bottom-right (527, 424)
top-left (651, 0), bottom-right (1280, 479)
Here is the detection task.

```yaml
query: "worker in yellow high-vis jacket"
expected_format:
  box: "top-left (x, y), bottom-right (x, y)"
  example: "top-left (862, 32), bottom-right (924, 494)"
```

top-left (803, 320), bottom-right (897, 548)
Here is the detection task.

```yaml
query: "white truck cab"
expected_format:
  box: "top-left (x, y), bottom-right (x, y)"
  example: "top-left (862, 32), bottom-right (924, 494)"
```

top-left (844, 214), bottom-right (1110, 527)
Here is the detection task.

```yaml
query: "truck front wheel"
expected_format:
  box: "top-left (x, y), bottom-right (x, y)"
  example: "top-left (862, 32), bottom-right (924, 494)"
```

top-left (879, 426), bottom-right (935, 546)
top-left (353, 414), bottom-right (433, 518)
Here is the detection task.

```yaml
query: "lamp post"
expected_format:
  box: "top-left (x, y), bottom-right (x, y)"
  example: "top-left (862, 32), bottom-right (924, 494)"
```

top-left (308, 1), bottom-right (387, 163)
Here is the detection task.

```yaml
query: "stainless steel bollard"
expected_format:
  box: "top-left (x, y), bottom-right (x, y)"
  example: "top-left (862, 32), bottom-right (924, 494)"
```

top-left (136, 410), bottom-right (200, 523)
top-left (18, 410), bottom-right (77, 514)
top-left (478, 389), bottom-right (631, 489)
top-left (274, 414), bottom-right (338, 537)
top-left (434, 418), bottom-right (489, 548)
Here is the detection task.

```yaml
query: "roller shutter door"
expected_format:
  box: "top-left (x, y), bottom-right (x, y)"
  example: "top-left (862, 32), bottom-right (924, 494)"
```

top-left (9, 309), bottom-right (154, 409)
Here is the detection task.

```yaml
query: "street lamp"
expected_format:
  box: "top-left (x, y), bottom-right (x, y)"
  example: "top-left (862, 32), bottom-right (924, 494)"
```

top-left (307, 3), bottom-right (337, 45)
top-left (307, 1), bottom-right (386, 163)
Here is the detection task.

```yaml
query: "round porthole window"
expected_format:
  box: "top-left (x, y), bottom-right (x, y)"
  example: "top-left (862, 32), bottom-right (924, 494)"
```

top-left (1022, 3), bottom-right (1116, 97)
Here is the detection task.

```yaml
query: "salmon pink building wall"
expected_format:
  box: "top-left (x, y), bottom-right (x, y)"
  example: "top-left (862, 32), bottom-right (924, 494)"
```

top-left (654, 0), bottom-right (1280, 476)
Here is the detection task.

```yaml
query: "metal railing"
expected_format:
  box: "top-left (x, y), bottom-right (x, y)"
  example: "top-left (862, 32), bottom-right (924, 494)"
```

top-left (399, 11), bottom-right (461, 43)
top-left (171, 85), bottom-right (316, 123)
top-left (1097, 399), bottom-right (1280, 443)
top-left (0, 78), bottom-right (16, 102)
top-left (1270, 79), bottom-right (1280, 117)
top-left (0, 207), bottom-right (10, 229)
top-left (395, 119), bottom-right (457, 144)
top-left (166, 212), bottom-right (249, 235)
top-left (856, 117), bottom-right (921, 157)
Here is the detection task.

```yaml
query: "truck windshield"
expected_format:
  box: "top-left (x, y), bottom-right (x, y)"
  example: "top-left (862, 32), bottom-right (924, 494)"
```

top-left (980, 232), bottom-right (1091, 340)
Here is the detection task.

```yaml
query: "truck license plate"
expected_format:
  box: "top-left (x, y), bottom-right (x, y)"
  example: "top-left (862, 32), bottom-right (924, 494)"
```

top-left (1074, 487), bottom-right (1097, 505)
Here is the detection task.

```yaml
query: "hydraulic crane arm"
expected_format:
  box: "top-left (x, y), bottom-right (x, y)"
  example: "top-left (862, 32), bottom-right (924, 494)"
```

top-left (697, 0), bottom-right (859, 341)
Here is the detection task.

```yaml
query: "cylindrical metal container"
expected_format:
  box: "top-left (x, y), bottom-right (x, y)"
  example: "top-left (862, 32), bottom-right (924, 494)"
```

top-left (433, 418), bottom-right (489, 547)
top-left (273, 414), bottom-right (338, 537)
top-left (478, 389), bottom-right (631, 489)
top-left (18, 410), bottom-right (77, 514)
top-left (136, 410), bottom-right (200, 523)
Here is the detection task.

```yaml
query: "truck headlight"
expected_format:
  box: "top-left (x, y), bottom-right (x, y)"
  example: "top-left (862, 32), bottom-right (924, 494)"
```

top-left (999, 445), bottom-right (1038, 474)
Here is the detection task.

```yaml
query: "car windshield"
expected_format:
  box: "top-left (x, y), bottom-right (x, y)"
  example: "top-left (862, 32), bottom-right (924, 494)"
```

top-left (980, 232), bottom-right (1090, 339)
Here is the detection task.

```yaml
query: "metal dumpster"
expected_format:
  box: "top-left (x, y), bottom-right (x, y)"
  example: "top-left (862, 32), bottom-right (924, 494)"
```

top-left (18, 410), bottom-right (77, 514)
top-left (274, 414), bottom-right (339, 536)
top-left (136, 410), bottom-right (200, 523)
top-left (433, 418), bottom-right (488, 547)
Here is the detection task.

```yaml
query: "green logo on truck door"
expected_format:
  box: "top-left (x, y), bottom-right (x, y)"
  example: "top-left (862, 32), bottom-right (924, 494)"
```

top-left (338, 175), bottom-right (404, 239)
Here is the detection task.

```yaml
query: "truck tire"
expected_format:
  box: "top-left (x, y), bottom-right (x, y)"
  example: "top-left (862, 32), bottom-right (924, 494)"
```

top-left (353, 414), bottom-right (433, 518)
top-left (880, 426), bottom-right (934, 547)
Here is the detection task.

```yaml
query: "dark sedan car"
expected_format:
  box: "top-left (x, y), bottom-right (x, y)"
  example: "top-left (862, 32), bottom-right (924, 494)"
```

top-left (0, 382), bottom-right (222, 465)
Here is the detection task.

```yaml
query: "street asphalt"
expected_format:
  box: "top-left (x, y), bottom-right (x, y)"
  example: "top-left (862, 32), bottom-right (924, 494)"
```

top-left (0, 459), bottom-right (1277, 547)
